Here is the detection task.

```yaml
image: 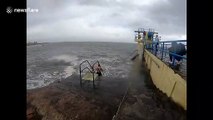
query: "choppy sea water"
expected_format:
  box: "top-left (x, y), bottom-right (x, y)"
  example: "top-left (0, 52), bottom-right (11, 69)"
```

top-left (27, 42), bottom-right (136, 89)
top-left (27, 42), bottom-right (187, 89)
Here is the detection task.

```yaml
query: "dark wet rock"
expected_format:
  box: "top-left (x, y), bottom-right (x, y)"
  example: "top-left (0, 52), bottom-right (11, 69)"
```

top-left (27, 103), bottom-right (43, 120)
top-left (150, 109), bottom-right (164, 120)
top-left (126, 96), bottom-right (137, 105)
top-left (27, 75), bottom-right (128, 120)
top-left (163, 111), bottom-right (173, 120)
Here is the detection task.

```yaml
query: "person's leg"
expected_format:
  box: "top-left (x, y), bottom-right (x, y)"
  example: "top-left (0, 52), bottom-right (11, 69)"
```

top-left (97, 72), bottom-right (102, 76)
top-left (154, 44), bottom-right (157, 55)
top-left (176, 56), bottom-right (181, 62)
top-left (169, 54), bottom-right (172, 62)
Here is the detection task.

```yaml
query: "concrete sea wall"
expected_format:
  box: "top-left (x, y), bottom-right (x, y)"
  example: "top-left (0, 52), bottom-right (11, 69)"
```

top-left (144, 50), bottom-right (186, 110)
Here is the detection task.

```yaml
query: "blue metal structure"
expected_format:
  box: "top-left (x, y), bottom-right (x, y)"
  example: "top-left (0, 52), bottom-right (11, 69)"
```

top-left (145, 40), bottom-right (187, 76)
top-left (134, 28), bottom-right (187, 76)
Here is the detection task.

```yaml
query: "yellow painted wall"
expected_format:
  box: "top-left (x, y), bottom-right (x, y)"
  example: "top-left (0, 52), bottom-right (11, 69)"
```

top-left (144, 50), bottom-right (187, 110)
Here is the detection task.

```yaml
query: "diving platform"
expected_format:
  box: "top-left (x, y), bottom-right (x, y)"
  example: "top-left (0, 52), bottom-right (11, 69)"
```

top-left (133, 28), bottom-right (187, 110)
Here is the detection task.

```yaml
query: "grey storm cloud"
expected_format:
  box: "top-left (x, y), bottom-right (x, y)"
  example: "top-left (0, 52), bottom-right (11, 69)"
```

top-left (27, 0), bottom-right (186, 42)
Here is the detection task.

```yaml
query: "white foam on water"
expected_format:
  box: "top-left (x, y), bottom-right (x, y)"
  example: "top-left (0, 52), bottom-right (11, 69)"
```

top-left (49, 54), bottom-right (79, 78)
top-left (27, 79), bottom-right (45, 89)
top-left (27, 55), bottom-right (80, 90)
top-left (27, 54), bottom-right (132, 89)
top-left (49, 54), bottom-right (79, 64)
top-left (64, 66), bottom-right (76, 78)
top-left (52, 71), bottom-right (59, 76)
top-left (27, 44), bottom-right (42, 48)
top-left (27, 72), bottom-right (58, 89)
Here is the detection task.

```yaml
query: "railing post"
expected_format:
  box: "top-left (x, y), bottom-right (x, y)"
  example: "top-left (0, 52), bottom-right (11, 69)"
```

top-left (172, 55), bottom-right (175, 66)
top-left (80, 66), bottom-right (82, 87)
top-left (165, 44), bottom-right (167, 58)
top-left (161, 42), bottom-right (164, 60)
top-left (93, 72), bottom-right (95, 89)
top-left (79, 60), bottom-right (102, 89)
top-left (151, 43), bottom-right (153, 53)
top-left (154, 43), bottom-right (158, 56)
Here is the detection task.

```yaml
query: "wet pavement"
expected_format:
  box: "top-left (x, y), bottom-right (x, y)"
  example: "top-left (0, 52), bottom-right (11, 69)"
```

top-left (27, 57), bottom-right (186, 120)
top-left (27, 74), bottom-right (129, 120)
top-left (27, 42), bottom-right (186, 120)
top-left (115, 58), bottom-right (186, 120)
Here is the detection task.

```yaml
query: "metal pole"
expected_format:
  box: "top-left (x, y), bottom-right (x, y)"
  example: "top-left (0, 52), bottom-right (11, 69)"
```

top-left (80, 66), bottom-right (82, 87)
top-left (93, 72), bottom-right (95, 89)
top-left (172, 56), bottom-right (175, 66)
top-left (165, 44), bottom-right (167, 58)
top-left (161, 42), bottom-right (164, 60)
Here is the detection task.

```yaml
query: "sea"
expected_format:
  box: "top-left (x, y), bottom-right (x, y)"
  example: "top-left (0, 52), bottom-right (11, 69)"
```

top-left (27, 42), bottom-right (186, 90)
top-left (27, 42), bottom-right (136, 89)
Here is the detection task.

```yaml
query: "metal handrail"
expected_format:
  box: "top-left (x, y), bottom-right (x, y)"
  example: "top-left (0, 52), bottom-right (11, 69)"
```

top-left (79, 60), bottom-right (93, 70)
top-left (81, 66), bottom-right (94, 73)
top-left (80, 66), bottom-right (95, 88)
top-left (158, 49), bottom-right (187, 59)
top-left (146, 41), bottom-right (187, 60)
top-left (159, 40), bottom-right (186, 43)
top-left (145, 39), bottom-right (187, 70)
top-left (79, 60), bottom-right (95, 88)
top-left (79, 60), bottom-right (102, 89)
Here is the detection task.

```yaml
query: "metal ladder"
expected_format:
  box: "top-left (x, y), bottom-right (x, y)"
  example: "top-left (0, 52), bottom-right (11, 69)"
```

top-left (79, 60), bottom-right (100, 89)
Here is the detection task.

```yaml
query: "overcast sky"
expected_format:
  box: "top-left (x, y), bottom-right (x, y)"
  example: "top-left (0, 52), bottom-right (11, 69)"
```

top-left (27, 0), bottom-right (186, 43)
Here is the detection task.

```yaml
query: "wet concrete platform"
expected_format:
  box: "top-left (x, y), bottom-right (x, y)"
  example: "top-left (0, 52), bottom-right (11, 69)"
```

top-left (27, 74), bottom-right (129, 120)
top-left (116, 58), bottom-right (186, 120)
top-left (27, 57), bottom-right (186, 120)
